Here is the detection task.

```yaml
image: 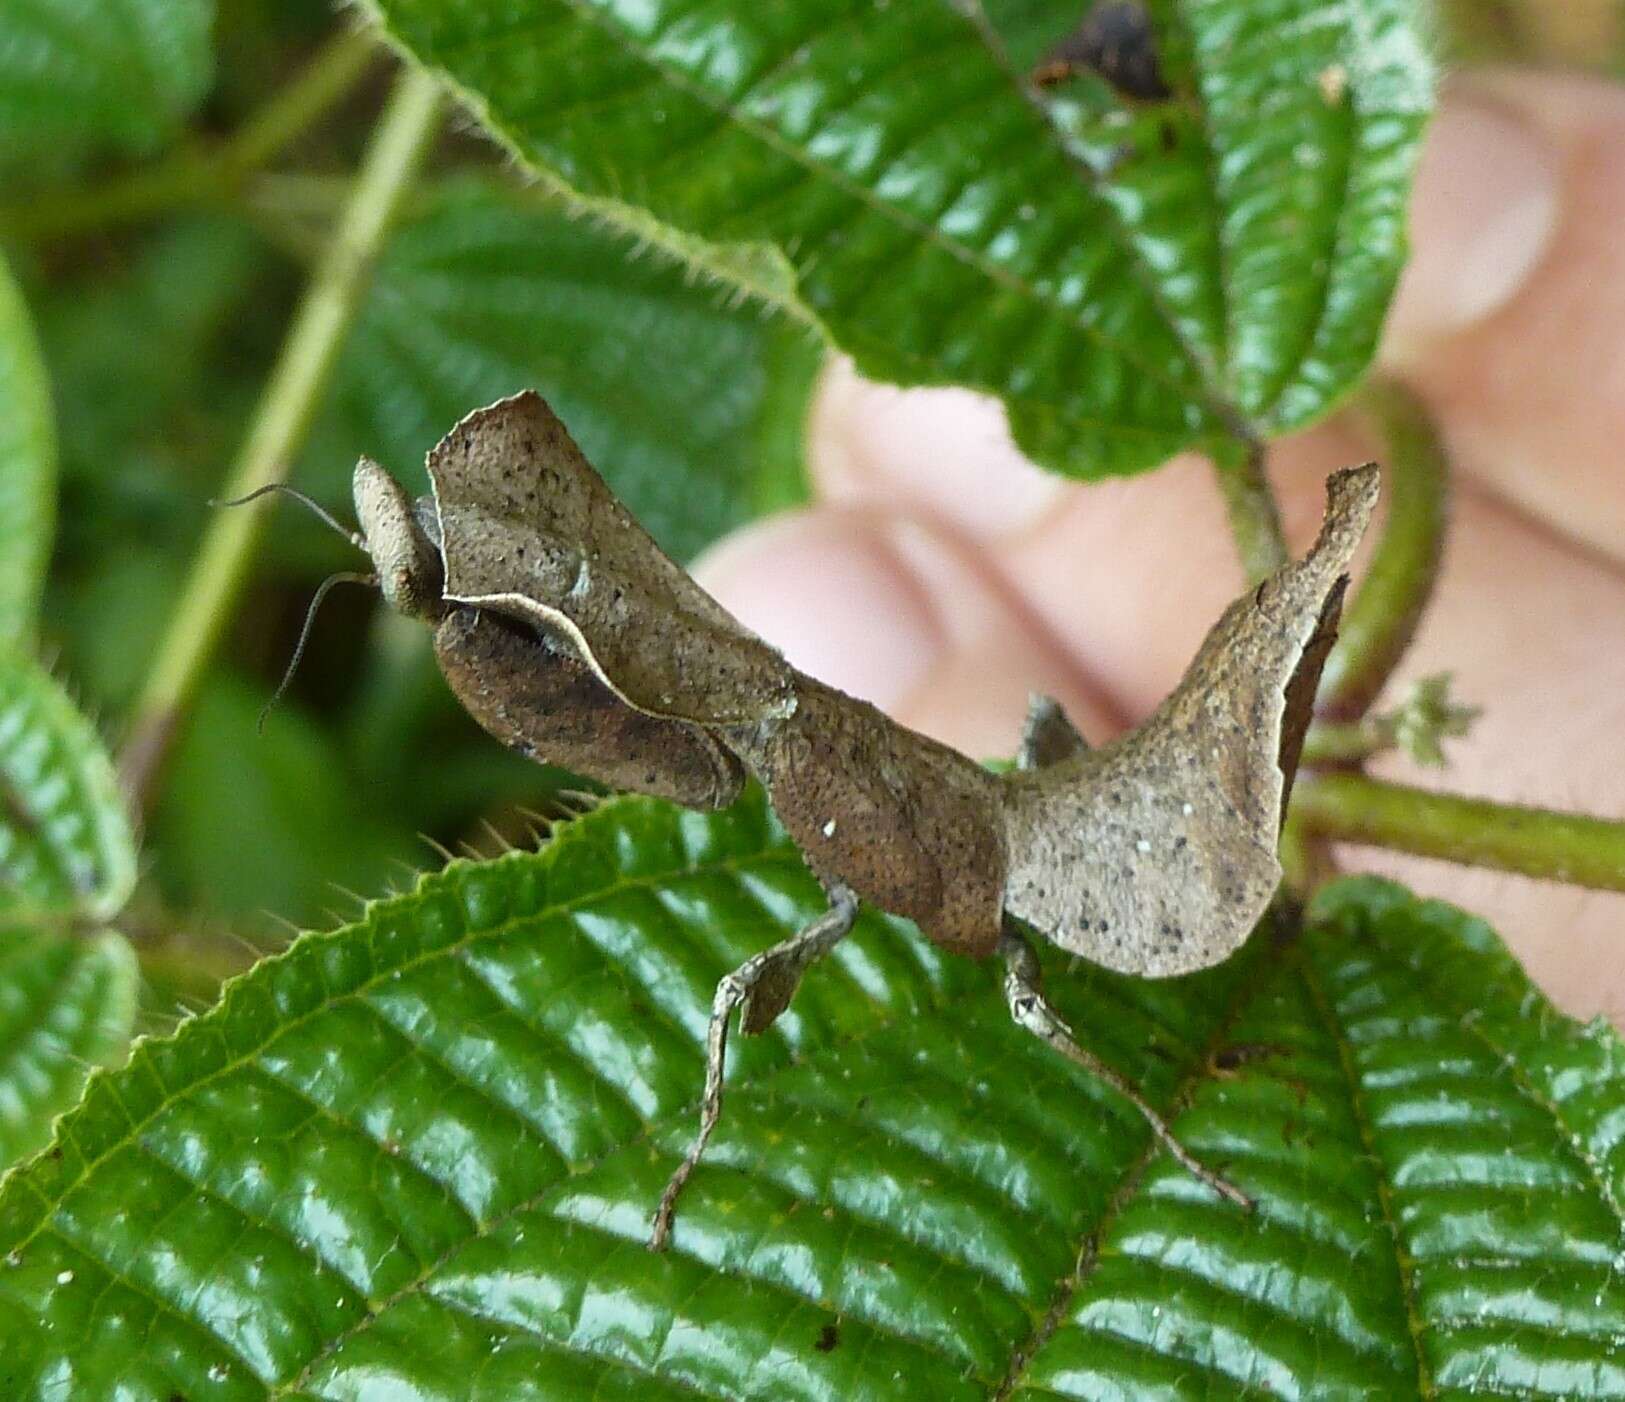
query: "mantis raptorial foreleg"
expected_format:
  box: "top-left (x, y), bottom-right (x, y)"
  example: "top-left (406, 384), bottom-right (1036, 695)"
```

top-left (650, 885), bottom-right (860, 1250)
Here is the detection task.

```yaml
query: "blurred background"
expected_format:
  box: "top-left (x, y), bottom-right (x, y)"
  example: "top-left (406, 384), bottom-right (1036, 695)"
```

top-left (0, 0), bottom-right (1616, 1023)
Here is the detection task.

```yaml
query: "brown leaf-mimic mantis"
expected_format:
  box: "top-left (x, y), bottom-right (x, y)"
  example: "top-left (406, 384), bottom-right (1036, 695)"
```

top-left (250, 390), bottom-right (1378, 1250)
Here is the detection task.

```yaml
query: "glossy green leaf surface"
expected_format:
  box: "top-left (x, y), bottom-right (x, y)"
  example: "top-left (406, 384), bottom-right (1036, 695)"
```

top-left (305, 178), bottom-right (823, 561)
top-left (358, 0), bottom-right (1432, 477)
top-left (0, 646), bottom-right (136, 922)
top-left (1024, 0), bottom-right (1431, 429)
top-left (0, 255), bottom-right (55, 647)
top-left (0, 0), bottom-right (215, 169)
top-left (0, 930), bottom-right (136, 1172)
top-left (2, 790), bottom-right (1622, 1397)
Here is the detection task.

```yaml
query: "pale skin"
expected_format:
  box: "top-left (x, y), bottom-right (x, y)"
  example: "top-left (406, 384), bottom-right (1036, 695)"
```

top-left (695, 72), bottom-right (1625, 1026)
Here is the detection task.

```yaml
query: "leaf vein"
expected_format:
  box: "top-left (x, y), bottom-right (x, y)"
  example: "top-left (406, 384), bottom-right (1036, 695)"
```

top-left (1296, 943), bottom-right (1437, 1399)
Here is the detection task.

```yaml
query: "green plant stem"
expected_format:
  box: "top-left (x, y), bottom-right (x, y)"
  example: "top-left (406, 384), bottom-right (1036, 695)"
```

top-left (119, 64), bottom-right (442, 812)
top-left (0, 29), bottom-right (377, 242)
top-left (1301, 720), bottom-right (1384, 767)
top-left (1319, 379), bottom-right (1449, 719)
top-left (1292, 774), bottom-right (1625, 893)
top-left (1213, 439), bottom-right (1289, 585)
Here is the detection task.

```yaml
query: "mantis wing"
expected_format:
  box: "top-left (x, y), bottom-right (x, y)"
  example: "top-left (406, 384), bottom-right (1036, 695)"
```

top-left (1000, 464), bottom-right (1379, 977)
top-left (433, 607), bottom-right (745, 809)
top-left (428, 391), bottom-right (795, 727)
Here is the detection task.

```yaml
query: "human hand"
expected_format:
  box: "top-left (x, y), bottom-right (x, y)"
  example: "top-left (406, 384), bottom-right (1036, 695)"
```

top-left (694, 71), bottom-right (1625, 1021)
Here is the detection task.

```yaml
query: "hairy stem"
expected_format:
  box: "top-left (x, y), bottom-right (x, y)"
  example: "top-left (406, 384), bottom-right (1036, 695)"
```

top-left (1213, 438), bottom-right (1289, 585)
top-left (119, 64), bottom-right (442, 812)
top-left (0, 29), bottom-right (377, 241)
top-left (1301, 720), bottom-right (1386, 767)
top-left (1319, 379), bottom-right (1449, 718)
top-left (1292, 774), bottom-right (1625, 893)
top-left (1304, 674), bottom-right (1479, 769)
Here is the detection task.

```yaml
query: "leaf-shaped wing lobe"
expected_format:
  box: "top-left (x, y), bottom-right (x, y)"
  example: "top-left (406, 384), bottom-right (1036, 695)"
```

top-left (1000, 464), bottom-right (1378, 977)
top-left (1277, 575), bottom-right (1347, 812)
top-left (434, 607), bottom-right (745, 810)
top-left (428, 391), bottom-right (795, 726)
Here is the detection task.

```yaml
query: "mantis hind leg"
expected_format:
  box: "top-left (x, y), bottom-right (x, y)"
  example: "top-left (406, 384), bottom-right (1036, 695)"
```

top-left (1017, 694), bottom-right (1089, 770)
top-left (650, 885), bottom-right (860, 1251)
top-left (997, 920), bottom-right (1252, 1210)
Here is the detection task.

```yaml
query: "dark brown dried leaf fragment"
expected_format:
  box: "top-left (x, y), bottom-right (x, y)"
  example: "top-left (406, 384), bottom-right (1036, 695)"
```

top-left (1033, 1), bottom-right (1174, 101)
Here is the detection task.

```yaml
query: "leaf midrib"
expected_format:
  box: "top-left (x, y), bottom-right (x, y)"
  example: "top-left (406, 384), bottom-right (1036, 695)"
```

top-left (1296, 939), bottom-right (1437, 1401)
top-left (992, 932), bottom-right (1268, 1399)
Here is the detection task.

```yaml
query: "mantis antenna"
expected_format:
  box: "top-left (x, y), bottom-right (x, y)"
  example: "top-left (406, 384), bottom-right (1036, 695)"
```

top-left (211, 484), bottom-right (380, 730)
top-left (257, 571), bottom-right (378, 733)
top-left (212, 482), bottom-right (365, 550)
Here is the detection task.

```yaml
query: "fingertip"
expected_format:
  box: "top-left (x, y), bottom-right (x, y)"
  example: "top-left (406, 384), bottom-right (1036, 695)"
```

top-left (1382, 69), bottom-right (1625, 562)
top-left (807, 359), bottom-right (1068, 540)
top-left (692, 510), bottom-right (946, 712)
top-left (1384, 85), bottom-right (1562, 361)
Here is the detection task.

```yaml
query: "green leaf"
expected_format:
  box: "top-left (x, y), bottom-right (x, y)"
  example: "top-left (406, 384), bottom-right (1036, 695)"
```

top-left (1020, 0), bottom-right (1434, 427)
top-left (0, 0), bottom-right (215, 170)
top-left (357, 0), bottom-right (1432, 477)
top-left (33, 216), bottom-right (291, 712)
top-left (0, 647), bottom-right (135, 923)
top-left (3, 791), bottom-right (1623, 1396)
top-left (304, 178), bottom-right (824, 562)
top-left (0, 930), bottom-right (136, 1172)
top-left (0, 255), bottom-right (55, 648)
